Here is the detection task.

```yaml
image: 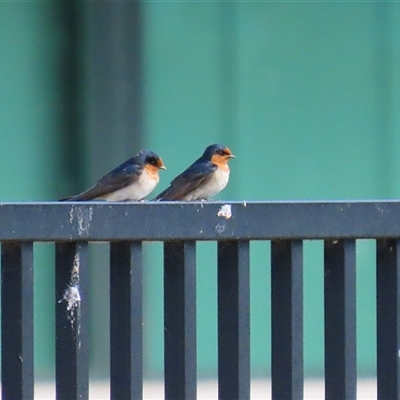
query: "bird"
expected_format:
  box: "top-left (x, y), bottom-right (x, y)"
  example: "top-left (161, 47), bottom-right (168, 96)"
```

top-left (153, 143), bottom-right (235, 201)
top-left (60, 149), bottom-right (166, 201)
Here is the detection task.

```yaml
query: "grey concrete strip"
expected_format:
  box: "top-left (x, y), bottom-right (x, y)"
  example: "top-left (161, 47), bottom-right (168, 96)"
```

top-left (32, 378), bottom-right (377, 399)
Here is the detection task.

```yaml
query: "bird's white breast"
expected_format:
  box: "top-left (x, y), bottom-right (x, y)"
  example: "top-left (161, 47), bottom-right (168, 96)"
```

top-left (184, 168), bottom-right (230, 201)
top-left (101, 169), bottom-right (159, 201)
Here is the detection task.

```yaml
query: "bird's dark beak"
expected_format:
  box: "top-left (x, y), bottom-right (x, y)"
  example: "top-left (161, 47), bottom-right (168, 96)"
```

top-left (227, 154), bottom-right (236, 159)
top-left (160, 165), bottom-right (167, 170)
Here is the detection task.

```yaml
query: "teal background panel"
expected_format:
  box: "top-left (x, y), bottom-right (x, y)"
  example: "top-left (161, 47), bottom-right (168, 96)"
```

top-left (0, 3), bottom-right (72, 374)
top-left (0, 1), bottom-right (399, 377)
top-left (142, 2), bottom-right (398, 376)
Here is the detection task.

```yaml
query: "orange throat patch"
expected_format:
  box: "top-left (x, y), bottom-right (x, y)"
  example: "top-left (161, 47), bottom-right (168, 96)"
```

top-left (211, 154), bottom-right (231, 172)
top-left (144, 164), bottom-right (160, 180)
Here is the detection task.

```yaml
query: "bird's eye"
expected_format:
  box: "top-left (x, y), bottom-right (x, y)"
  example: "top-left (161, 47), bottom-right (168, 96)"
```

top-left (218, 150), bottom-right (225, 155)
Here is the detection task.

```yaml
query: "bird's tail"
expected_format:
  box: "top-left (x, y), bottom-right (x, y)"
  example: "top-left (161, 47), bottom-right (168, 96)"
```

top-left (151, 186), bottom-right (172, 201)
top-left (59, 194), bottom-right (85, 201)
top-left (59, 196), bottom-right (72, 201)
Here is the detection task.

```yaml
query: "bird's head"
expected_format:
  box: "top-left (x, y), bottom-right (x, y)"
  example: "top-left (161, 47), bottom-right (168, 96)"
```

top-left (203, 144), bottom-right (236, 165)
top-left (138, 149), bottom-right (167, 171)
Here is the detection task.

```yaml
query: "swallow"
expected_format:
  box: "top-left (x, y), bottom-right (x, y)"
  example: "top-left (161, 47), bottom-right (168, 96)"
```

top-left (153, 143), bottom-right (235, 201)
top-left (61, 149), bottom-right (166, 201)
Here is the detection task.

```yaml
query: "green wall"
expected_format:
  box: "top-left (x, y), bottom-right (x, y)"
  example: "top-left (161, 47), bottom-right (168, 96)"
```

top-left (1, 1), bottom-right (400, 378)
top-left (0, 3), bottom-right (79, 376)
top-left (143, 2), bottom-right (400, 377)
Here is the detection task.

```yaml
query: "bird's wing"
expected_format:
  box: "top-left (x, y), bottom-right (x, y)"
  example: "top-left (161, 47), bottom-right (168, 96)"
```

top-left (62, 160), bottom-right (143, 201)
top-left (154, 160), bottom-right (217, 201)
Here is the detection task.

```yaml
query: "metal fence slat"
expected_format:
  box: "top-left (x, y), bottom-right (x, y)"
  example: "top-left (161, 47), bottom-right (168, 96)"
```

top-left (324, 239), bottom-right (357, 399)
top-left (3, 201), bottom-right (400, 241)
top-left (55, 242), bottom-right (89, 400)
top-left (271, 240), bottom-right (303, 400)
top-left (2, 202), bottom-right (400, 397)
top-left (110, 241), bottom-right (143, 400)
top-left (217, 240), bottom-right (250, 400)
top-left (1, 242), bottom-right (34, 400)
top-left (164, 241), bottom-right (197, 400)
top-left (376, 239), bottom-right (400, 399)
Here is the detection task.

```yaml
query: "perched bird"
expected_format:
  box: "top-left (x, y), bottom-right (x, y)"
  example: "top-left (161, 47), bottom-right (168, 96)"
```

top-left (61, 149), bottom-right (166, 201)
top-left (153, 143), bottom-right (235, 201)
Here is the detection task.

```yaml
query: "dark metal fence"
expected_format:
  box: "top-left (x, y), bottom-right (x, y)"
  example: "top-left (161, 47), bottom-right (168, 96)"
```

top-left (1, 201), bottom-right (399, 399)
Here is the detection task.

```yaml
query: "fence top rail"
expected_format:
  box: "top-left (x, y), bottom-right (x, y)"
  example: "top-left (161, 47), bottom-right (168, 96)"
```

top-left (0, 200), bottom-right (399, 241)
